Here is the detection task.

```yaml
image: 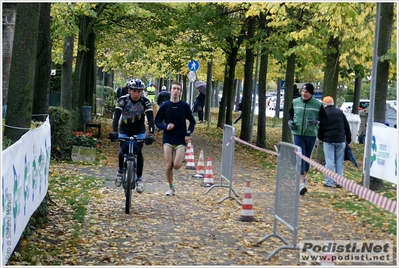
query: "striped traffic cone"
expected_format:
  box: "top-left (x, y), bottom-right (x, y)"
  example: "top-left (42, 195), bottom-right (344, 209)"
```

top-left (185, 143), bottom-right (196, 170)
top-left (193, 150), bottom-right (205, 178)
top-left (238, 181), bottom-right (257, 222)
top-left (201, 157), bottom-right (214, 187)
top-left (184, 142), bottom-right (192, 163)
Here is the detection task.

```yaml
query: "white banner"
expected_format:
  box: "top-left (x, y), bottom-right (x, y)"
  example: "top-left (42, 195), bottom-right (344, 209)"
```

top-left (365, 122), bottom-right (397, 184)
top-left (2, 116), bottom-right (51, 266)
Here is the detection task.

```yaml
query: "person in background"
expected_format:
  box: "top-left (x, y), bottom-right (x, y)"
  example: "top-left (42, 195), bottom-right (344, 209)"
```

top-left (157, 85), bottom-right (170, 106)
top-left (146, 83), bottom-right (157, 104)
top-left (293, 84), bottom-right (301, 99)
top-left (233, 101), bottom-right (243, 124)
top-left (108, 79), bottom-right (155, 193)
top-left (116, 82), bottom-right (128, 98)
top-left (155, 81), bottom-right (196, 196)
top-left (193, 92), bottom-right (205, 123)
top-left (287, 83), bottom-right (328, 195)
top-left (318, 96), bottom-right (351, 188)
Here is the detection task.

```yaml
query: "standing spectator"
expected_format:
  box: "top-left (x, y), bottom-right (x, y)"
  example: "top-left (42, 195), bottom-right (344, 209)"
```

top-left (155, 81), bottom-right (196, 196)
top-left (116, 83), bottom-right (128, 98)
top-left (146, 83), bottom-right (156, 104)
top-left (318, 96), bottom-right (351, 188)
top-left (193, 92), bottom-right (205, 123)
top-left (287, 83), bottom-right (328, 195)
top-left (293, 84), bottom-right (301, 99)
top-left (157, 86), bottom-right (170, 106)
top-left (108, 79), bottom-right (155, 193)
top-left (233, 101), bottom-right (243, 124)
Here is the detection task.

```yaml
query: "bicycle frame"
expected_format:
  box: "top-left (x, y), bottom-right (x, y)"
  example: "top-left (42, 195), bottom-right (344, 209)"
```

top-left (118, 136), bottom-right (145, 214)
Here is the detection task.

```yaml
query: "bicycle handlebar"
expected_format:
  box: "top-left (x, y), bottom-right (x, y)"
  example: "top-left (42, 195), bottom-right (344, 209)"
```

top-left (116, 136), bottom-right (146, 144)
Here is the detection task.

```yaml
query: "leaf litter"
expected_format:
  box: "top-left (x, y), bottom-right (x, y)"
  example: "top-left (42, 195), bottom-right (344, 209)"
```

top-left (7, 120), bottom-right (397, 266)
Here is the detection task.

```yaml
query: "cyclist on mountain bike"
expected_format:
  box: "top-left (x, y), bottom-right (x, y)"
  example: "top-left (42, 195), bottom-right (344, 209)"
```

top-left (109, 78), bottom-right (155, 193)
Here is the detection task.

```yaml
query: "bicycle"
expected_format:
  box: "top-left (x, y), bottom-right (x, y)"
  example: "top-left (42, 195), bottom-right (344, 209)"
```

top-left (115, 135), bottom-right (146, 214)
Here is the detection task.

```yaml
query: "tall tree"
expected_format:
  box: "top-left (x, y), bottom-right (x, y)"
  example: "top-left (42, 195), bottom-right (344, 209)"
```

top-left (32, 3), bottom-right (52, 117)
top-left (61, 35), bottom-right (74, 110)
top-left (370, 2), bottom-right (394, 190)
top-left (255, 11), bottom-right (272, 148)
top-left (239, 16), bottom-right (255, 141)
top-left (71, 3), bottom-right (107, 129)
top-left (4, 3), bottom-right (40, 142)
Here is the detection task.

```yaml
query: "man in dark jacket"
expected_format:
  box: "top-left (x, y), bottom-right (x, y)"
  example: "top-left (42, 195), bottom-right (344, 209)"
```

top-left (318, 96), bottom-right (351, 188)
top-left (157, 86), bottom-right (170, 106)
top-left (116, 83), bottom-right (129, 98)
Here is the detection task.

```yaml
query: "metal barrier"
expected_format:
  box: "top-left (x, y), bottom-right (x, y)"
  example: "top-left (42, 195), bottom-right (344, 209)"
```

top-left (204, 124), bottom-right (241, 204)
top-left (257, 141), bottom-right (302, 260)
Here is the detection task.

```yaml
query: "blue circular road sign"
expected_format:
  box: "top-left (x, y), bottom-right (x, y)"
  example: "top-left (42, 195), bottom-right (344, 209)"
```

top-left (188, 60), bottom-right (200, 72)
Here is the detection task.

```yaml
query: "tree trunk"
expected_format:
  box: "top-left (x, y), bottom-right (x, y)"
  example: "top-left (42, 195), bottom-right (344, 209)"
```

top-left (85, 31), bottom-right (96, 107)
top-left (217, 45), bottom-right (238, 129)
top-left (370, 2), bottom-right (394, 191)
top-left (352, 75), bottom-right (362, 114)
top-left (32, 3), bottom-right (52, 119)
top-left (322, 36), bottom-right (340, 102)
top-left (61, 35), bottom-right (74, 110)
top-left (256, 47), bottom-right (268, 148)
top-left (374, 2), bottom-right (393, 124)
top-left (4, 3), bottom-right (39, 142)
top-left (240, 16), bottom-right (255, 142)
top-left (205, 59), bottom-right (213, 123)
top-left (256, 13), bottom-right (270, 148)
top-left (71, 3), bottom-right (107, 130)
top-left (282, 40), bottom-right (296, 143)
top-left (315, 35), bottom-right (341, 164)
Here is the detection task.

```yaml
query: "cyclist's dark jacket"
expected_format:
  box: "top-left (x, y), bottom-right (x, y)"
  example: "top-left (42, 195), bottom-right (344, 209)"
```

top-left (112, 94), bottom-right (154, 136)
top-left (154, 100), bottom-right (196, 146)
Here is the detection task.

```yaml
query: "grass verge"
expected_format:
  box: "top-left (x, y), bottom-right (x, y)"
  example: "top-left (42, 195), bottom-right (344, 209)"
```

top-left (8, 172), bottom-right (103, 265)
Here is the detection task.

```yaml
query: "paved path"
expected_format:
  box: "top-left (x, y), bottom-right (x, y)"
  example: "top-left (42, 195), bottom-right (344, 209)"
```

top-left (66, 132), bottom-right (396, 266)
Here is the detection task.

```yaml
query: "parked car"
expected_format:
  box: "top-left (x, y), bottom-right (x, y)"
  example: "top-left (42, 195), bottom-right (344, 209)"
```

top-left (268, 96), bottom-right (284, 111)
top-left (340, 99), bottom-right (370, 113)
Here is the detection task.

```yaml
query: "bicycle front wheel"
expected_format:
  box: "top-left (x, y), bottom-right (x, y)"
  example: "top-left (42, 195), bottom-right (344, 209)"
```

top-left (125, 160), bottom-right (134, 214)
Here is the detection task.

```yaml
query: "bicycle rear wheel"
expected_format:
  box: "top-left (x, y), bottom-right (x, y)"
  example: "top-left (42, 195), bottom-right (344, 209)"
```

top-left (125, 160), bottom-right (134, 214)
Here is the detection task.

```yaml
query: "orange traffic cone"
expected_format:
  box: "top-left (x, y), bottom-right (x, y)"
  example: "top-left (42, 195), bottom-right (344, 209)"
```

top-left (184, 142), bottom-right (192, 163)
top-left (193, 150), bottom-right (205, 178)
top-left (185, 143), bottom-right (196, 170)
top-left (238, 181), bottom-right (257, 222)
top-left (201, 157), bottom-right (214, 187)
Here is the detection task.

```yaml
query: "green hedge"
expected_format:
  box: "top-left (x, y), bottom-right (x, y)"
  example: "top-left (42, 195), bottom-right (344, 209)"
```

top-left (48, 106), bottom-right (73, 161)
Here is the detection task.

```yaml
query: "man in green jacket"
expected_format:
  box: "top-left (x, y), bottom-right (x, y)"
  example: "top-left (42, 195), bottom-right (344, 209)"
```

top-left (288, 83), bottom-right (328, 195)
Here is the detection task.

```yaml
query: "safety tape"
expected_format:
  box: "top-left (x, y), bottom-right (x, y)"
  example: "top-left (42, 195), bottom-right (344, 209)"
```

top-left (231, 136), bottom-right (397, 215)
top-left (232, 136), bottom-right (278, 156)
top-left (298, 153), bottom-right (397, 215)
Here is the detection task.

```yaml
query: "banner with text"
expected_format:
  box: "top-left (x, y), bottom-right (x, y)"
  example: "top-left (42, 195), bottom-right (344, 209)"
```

top-left (2, 116), bottom-right (51, 266)
top-left (365, 122), bottom-right (397, 184)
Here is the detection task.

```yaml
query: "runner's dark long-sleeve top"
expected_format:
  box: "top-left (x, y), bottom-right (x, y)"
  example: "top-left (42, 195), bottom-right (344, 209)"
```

top-left (155, 100), bottom-right (196, 146)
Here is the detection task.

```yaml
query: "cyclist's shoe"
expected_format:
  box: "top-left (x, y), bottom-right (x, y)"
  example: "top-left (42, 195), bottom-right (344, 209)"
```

top-left (136, 181), bottom-right (144, 193)
top-left (165, 188), bottom-right (175, 196)
top-left (115, 178), bottom-right (122, 187)
top-left (117, 169), bottom-right (123, 177)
